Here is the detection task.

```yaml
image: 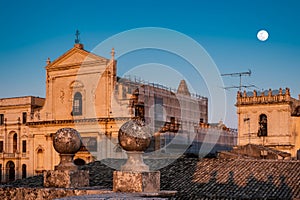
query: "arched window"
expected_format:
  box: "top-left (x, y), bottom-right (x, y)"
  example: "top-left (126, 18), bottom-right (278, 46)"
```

top-left (72, 92), bottom-right (82, 116)
top-left (13, 133), bottom-right (17, 153)
top-left (258, 114), bottom-right (268, 137)
top-left (22, 164), bottom-right (26, 179)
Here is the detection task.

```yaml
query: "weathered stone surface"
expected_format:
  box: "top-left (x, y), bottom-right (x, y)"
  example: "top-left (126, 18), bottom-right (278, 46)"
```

top-left (44, 170), bottom-right (89, 188)
top-left (55, 154), bottom-right (78, 171)
top-left (0, 187), bottom-right (112, 200)
top-left (113, 171), bottom-right (160, 193)
top-left (53, 128), bottom-right (82, 154)
top-left (118, 119), bottom-right (152, 151)
top-left (53, 128), bottom-right (82, 171)
top-left (121, 151), bottom-right (149, 172)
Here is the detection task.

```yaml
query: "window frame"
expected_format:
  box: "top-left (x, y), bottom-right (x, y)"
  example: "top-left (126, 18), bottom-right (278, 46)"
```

top-left (72, 92), bottom-right (82, 116)
top-left (0, 114), bottom-right (4, 125)
top-left (258, 114), bottom-right (268, 137)
top-left (22, 140), bottom-right (26, 153)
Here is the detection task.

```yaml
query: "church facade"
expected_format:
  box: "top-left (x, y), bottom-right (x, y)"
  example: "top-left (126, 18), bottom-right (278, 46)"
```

top-left (236, 88), bottom-right (300, 158)
top-left (0, 42), bottom-right (208, 182)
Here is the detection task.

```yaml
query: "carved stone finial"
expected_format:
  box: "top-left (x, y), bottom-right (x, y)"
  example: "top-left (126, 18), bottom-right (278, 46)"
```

top-left (53, 128), bottom-right (82, 171)
top-left (243, 90), bottom-right (247, 97)
top-left (253, 90), bottom-right (257, 97)
top-left (118, 119), bottom-right (151, 152)
top-left (118, 119), bottom-right (152, 172)
top-left (279, 88), bottom-right (283, 95)
top-left (46, 57), bottom-right (51, 65)
top-left (286, 87), bottom-right (290, 95)
top-left (44, 127), bottom-right (89, 188)
top-left (268, 89), bottom-right (272, 97)
top-left (111, 48), bottom-right (115, 60)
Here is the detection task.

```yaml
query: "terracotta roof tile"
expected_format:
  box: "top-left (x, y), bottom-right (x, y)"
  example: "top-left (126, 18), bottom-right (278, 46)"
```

top-left (2, 157), bottom-right (300, 199)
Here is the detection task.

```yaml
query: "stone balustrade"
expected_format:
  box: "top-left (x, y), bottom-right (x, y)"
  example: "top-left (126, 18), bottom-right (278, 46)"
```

top-left (236, 88), bottom-right (291, 105)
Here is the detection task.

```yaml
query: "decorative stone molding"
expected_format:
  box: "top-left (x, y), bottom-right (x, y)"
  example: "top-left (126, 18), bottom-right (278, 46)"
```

top-left (44, 127), bottom-right (89, 188)
top-left (237, 88), bottom-right (291, 106)
top-left (70, 80), bottom-right (84, 89)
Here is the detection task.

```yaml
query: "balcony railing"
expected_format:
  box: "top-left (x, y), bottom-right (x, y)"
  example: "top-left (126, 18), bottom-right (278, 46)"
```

top-left (3, 153), bottom-right (15, 158)
top-left (0, 152), bottom-right (23, 158)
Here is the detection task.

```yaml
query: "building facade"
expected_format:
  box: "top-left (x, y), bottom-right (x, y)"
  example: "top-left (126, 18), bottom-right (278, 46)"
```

top-left (236, 88), bottom-right (300, 157)
top-left (0, 42), bottom-right (208, 182)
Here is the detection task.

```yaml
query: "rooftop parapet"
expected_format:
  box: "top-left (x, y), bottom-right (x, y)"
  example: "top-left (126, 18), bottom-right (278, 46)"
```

top-left (236, 88), bottom-right (291, 105)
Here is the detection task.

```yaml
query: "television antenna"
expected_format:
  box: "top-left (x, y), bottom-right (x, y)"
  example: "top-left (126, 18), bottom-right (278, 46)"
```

top-left (221, 69), bottom-right (257, 91)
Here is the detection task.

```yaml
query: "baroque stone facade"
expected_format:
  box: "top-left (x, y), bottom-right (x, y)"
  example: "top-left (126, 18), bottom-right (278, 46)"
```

top-left (236, 88), bottom-right (300, 157)
top-left (0, 42), bottom-right (208, 182)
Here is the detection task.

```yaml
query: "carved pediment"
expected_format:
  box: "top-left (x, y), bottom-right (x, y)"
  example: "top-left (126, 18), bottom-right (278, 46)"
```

top-left (70, 80), bottom-right (84, 89)
top-left (46, 45), bottom-right (109, 70)
top-left (35, 144), bottom-right (45, 152)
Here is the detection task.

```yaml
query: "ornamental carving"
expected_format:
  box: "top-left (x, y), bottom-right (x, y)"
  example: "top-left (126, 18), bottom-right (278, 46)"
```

top-left (70, 80), bottom-right (84, 89)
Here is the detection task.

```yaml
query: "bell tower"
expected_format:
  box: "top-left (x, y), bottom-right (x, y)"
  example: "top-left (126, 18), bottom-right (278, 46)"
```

top-left (236, 88), bottom-right (300, 157)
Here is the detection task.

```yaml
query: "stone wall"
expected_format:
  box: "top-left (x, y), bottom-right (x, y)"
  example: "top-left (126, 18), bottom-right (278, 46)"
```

top-left (0, 187), bottom-right (111, 200)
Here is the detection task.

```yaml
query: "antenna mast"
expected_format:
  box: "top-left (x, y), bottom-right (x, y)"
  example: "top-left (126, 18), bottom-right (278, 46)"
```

top-left (221, 69), bottom-right (256, 91)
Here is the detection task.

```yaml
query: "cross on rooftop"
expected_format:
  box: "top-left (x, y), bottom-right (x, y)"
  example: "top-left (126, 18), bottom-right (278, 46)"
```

top-left (75, 30), bottom-right (80, 44)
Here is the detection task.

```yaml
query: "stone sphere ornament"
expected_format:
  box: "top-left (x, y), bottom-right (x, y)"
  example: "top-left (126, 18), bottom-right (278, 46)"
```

top-left (53, 128), bottom-right (82, 171)
top-left (118, 119), bottom-right (152, 152)
top-left (53, 128), bottom-right (82, 154)
top-left (118, 119), bottom-right (152, 172)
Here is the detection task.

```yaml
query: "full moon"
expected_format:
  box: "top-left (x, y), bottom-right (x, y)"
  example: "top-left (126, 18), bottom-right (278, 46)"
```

top-left (257, 30), bottom-right (269, 41)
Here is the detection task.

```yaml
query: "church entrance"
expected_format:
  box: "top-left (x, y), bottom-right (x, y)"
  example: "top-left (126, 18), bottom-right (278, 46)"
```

top-left (6, 161), bottom-right (15, 182)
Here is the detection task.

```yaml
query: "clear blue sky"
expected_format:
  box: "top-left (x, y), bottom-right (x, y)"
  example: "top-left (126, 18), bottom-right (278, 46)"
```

top-left (0, 0), bottom-right (300, 128)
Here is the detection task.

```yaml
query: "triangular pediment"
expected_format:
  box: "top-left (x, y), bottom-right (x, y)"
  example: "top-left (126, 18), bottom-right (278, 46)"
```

top-left (46, 45), bottom-right (109, 69)
top-left (177, 80), bottom-right (191, 96)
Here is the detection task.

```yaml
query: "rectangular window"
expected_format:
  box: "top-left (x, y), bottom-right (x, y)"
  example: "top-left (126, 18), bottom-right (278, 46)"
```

top-left (0, 114), bottom-right (4, 125)
top-left (22, 112), bottom-right (27, 124)
top-left (22, 140), bottom-right (26, 153)
top-left (0, 164), bottom-right (2, 182)
top-left (74, 100), bottom-right (80, 113)
top-left (154, 97), bottom-right (163, 121)
top-left (82, 137), bottom-right (97, 152)
top-left (0, 141), bottom-right (3, 153)
top-left (170, 117), bottom-right (175, 124)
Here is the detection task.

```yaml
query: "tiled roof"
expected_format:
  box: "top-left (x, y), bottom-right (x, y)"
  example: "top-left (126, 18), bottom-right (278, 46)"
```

top-left (179, 158), bottom-right (299, 199)
top-left (219, 143), bottom-right (291, 159)
top-left (2, 157), bottom-right (300, 199)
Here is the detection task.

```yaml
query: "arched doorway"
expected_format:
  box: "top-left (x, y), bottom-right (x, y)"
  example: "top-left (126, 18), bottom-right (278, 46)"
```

top-left (74, 158), bottom-right (86, 166)
top-left (6, 161), bottom-right (15, 182)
